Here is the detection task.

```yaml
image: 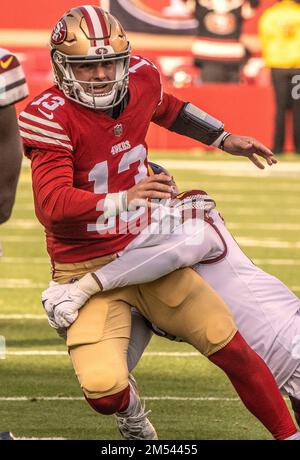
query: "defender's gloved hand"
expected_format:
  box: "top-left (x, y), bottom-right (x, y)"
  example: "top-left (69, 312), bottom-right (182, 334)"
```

top-left (42, 274), bottom-right (100, 329)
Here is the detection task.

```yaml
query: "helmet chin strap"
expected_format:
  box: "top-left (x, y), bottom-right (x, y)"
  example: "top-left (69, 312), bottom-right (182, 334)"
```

top-left (66, 60), bottom-right (126, 110)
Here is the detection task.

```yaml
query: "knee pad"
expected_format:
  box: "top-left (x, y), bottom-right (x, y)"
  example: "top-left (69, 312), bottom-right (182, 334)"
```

top-left (205, 313), bottom-right (237, 355)
top-left (80, 366), bottom-right (130, 400)
top-left (85, 385), bottom-right (130, 415)
top-left (81, 368), bottom-right (117, 397)
top-left (70, 338), bottom-right (130, 398)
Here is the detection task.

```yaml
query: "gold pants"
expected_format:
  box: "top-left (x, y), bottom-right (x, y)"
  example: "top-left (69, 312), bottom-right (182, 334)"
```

top-left (53, 256), bottom-right (237, 398)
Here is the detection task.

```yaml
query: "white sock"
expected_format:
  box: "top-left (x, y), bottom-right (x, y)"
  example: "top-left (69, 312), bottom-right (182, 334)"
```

top-left (118, 382), bottom-right (139, 415)
top-left (284, 431), bottom-right (300, 440)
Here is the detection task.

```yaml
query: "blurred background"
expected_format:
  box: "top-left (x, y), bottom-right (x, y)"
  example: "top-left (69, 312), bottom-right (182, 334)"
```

top-left (0, 0), bottom-right (288, 152)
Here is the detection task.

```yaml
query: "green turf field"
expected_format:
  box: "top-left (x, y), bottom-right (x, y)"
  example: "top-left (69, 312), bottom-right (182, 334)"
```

top-left (1, 152), bottom-right (300, 440)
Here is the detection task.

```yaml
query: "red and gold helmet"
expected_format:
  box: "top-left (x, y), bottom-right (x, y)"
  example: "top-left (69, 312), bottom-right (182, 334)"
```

top-left (49, 5), bottom-right (131, 110)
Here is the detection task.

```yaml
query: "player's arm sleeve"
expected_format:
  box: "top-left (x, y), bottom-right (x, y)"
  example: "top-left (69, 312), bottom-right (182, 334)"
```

top-left (0, 51), bottom-right (29, 107)
top-left (152, 92), bottom-right (226, 146)
top-left (30, 149), bottom-right (108, 226)
top-left (151, 92), bottom-right (185, 129)
top-left (0, 104), bottom-right (23, 223)
top-left (92, 219), bottom-right (224, 291)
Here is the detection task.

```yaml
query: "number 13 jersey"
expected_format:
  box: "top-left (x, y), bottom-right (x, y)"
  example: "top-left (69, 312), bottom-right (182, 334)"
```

top-left (19, 56), bottom-right (183, 263)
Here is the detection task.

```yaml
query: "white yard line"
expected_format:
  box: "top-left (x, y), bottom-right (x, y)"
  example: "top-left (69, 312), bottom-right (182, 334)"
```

top-left (0, 279), bottom-right (46, 288)
top-left (236, 238), bottom-right (300, 249)
top-left (0, 257), bottom-right (48, 264)
top-left (2, 219), bottom-right (40, 230)
top-left (0, 395), bottom-right (237, 401)
top-left (224, 207), bottom-right (300, 215)
top-left (14, 437), bottom-right (66, 440)
top-left (253, 259), bottom-right (300, 266)
top-left (159, 160), bottom-right (300, 177)
top-left (214, 194), bottom-right (300, 203)
top-left (4, 351), bottom-right (199, 357)
top-left (183, 181), bottom-right (300, 192)
top-left (6, 351), bottom-right (68, 356)
top-left (0, 395), bottom-right (290, 403)
top-left (0, 314), bottom-right (46, 319)
top-left (0, 236), bottom-right (42, 243)
top-left (229, 223), bottom-right (300, 231)
top-left (11, 204), bottom-right (34, 211)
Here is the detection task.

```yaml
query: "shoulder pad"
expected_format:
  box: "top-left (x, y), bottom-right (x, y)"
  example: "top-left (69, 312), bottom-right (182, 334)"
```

top-left (19, 91), bottom-right (73, 153)
top-left (129, 55), bottom-right (159, 75)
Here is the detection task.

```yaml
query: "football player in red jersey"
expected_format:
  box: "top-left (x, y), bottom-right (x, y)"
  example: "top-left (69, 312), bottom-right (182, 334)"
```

top-left (22, 6), bottom-right (299, 440)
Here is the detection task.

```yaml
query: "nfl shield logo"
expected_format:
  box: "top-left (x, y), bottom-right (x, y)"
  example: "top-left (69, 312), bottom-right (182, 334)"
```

top-left (114, 124), bottom-right (123, 137)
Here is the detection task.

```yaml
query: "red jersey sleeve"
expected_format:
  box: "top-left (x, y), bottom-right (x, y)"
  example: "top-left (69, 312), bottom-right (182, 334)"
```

top-left (19, 88), bottom-right (76, 156)
top-left (151, 92), bottom-right (184, 129)
top-left (31, 149), bottom-right (106, 227)
top-left (131, 57), bottom-right (183, 129)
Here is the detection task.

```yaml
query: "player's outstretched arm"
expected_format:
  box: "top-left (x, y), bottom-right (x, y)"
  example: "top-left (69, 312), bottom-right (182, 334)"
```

top-left (167, 102), bottom-right (277, 169)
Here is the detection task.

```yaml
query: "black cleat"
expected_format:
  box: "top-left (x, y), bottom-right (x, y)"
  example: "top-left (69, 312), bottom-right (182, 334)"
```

top-left (0, 432), bottom-right (15, 440)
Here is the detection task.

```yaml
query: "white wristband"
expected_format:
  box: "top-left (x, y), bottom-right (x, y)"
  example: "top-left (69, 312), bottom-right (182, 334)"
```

top-left (78, 273), bottom-right (101, 296)
top-left (104, 191), bottom-right (128, 218)
top-left (212, 131), bottom-right (229, 148)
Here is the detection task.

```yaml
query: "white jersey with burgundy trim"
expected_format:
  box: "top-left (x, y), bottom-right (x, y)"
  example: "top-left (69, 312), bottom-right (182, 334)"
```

top-left (194, 210), bottom-right (300, 389)
top-left (89, 198), bottom-right (300, 390)
top-left (0, 49), bottom-right (28, 107)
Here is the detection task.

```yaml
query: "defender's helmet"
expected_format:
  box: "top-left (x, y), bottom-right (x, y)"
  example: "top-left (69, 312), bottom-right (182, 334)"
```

top-left (49, 5), bottom-right (131, 110)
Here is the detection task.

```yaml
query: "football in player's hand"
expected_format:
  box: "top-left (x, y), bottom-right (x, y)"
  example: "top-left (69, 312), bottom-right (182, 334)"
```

top-left (157, 173), bottom-right (178, 198)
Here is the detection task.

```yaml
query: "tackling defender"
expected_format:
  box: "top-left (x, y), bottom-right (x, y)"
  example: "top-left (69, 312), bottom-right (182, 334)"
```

top-left (44, 162), bottom-right (300, 431)
top-left (23, 6), bottom-right (299, 440)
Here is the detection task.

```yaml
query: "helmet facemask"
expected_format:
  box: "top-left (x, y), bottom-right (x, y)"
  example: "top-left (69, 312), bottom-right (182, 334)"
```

top-left (52, 47), bottom-right (131, 110)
